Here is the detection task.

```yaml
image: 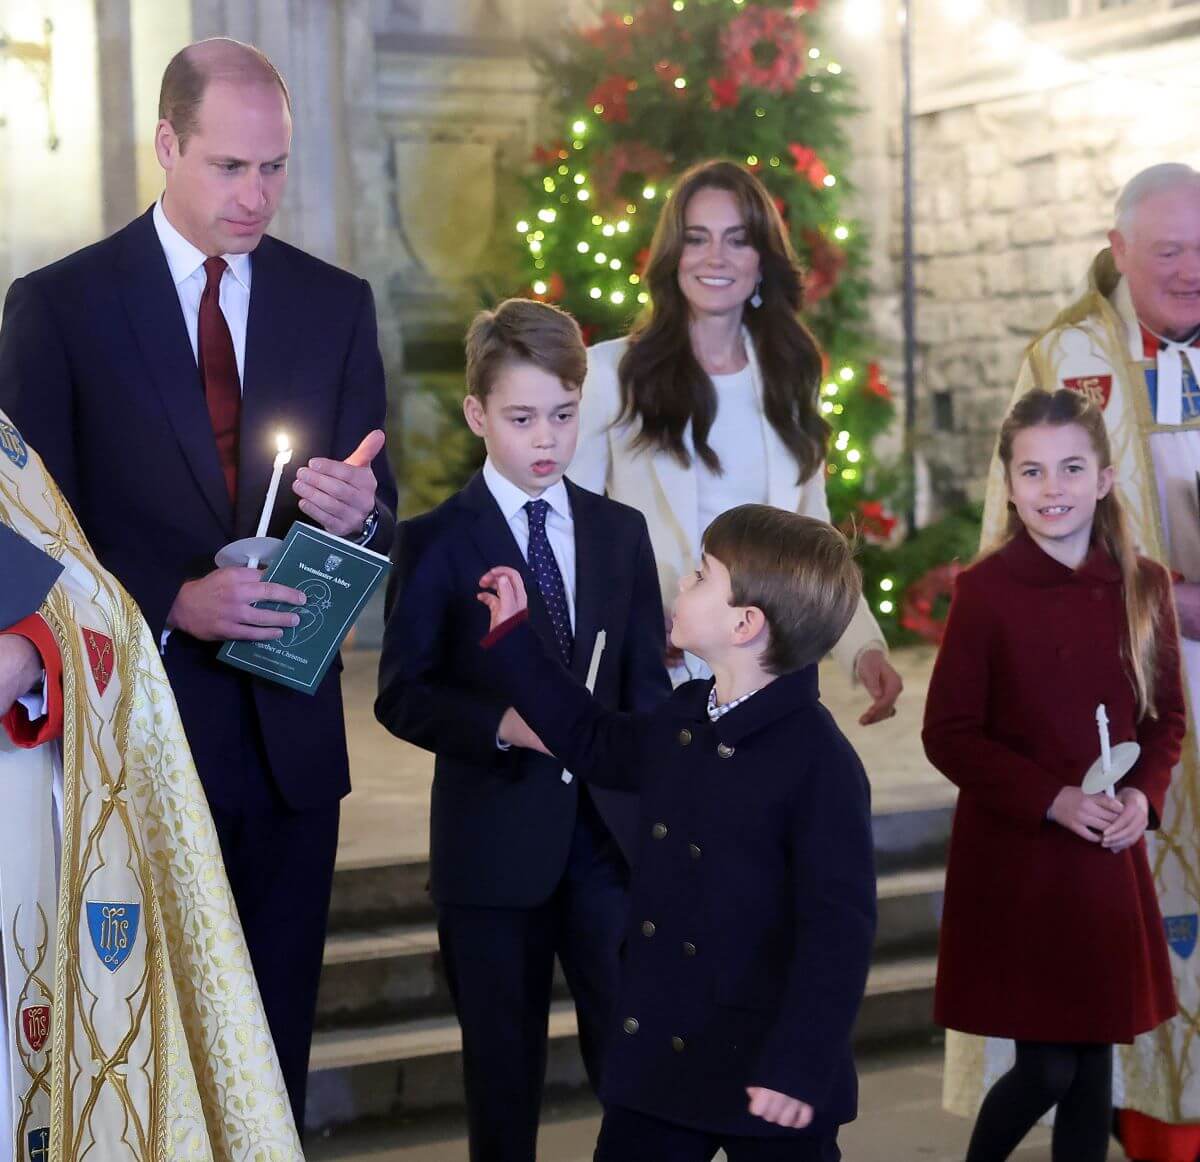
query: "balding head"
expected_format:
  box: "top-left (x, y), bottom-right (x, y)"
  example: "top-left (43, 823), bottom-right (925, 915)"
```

top-left (159, 38), bottom-right (291, 154)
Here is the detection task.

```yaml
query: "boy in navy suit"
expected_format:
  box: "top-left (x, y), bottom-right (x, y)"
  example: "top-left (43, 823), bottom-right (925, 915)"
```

top-left (476, 505), bottom-right (876, 1162)
top-left (375, 299), bottom-right (671, 1161)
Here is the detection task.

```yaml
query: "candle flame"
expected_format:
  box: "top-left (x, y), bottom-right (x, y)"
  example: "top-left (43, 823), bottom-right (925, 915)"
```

top-left (275, 433), bottom-right (290, 453)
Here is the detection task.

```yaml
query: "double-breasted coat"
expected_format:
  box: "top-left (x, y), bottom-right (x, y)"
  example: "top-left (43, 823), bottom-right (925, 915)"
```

top-left (923, 529), bottom-right (1185, 1043)
top-left (484, 615), bottom-right (877, 1138)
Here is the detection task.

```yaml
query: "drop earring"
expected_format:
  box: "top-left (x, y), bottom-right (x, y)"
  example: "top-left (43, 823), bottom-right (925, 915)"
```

top-left (750, 279), bottom-right (763, 309)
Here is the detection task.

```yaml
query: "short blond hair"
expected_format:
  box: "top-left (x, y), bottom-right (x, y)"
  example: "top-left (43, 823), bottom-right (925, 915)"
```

top-left (464, 298), bottom-right (586, 402)
top-left (159, 38), bottom-right (291, 153)
top-left (703, 506), bottom-right (861, 675)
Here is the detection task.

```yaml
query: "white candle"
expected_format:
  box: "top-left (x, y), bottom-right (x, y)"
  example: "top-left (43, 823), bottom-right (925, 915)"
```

top-left (1096, 703), bottom-right (1112, 775)
top-left (255, 433), bottom-right (292, 540)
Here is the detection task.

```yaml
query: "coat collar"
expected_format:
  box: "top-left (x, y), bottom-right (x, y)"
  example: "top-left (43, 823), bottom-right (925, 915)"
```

top-left (681, 663), bottom-right (821, 747)
top-left (997, 525), bottom-right (1123, 587)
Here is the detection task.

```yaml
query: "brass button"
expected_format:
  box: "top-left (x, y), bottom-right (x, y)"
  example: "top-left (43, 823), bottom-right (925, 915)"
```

top-left (682, 941), bottom-right (697, 957)
top-left (677, 728), bottom-right (692, 746)
top-left (623, 1017), bottom-right (639, 1035)
top-left (652, 822), bottom-right (668, 840)
top-left (671, 1036), bottom-right (686, 1053)
top-left (717, 742), bottom-right (735, 759)
top-left (641, 920), bottom-right (656, 937)
top-left (688, 843), bottom-right (702, 860)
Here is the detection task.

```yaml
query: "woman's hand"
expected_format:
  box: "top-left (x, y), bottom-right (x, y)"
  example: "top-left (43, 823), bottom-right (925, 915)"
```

top-left (477, 567), bottom-right (529, 632)
top-left (746, 1086), bottom-right (814, 1129)
top-left (856, 648), bottom-right (903, 725)
top-left (1102, 787), bottom-right (1150, 852)
top-left (1048, 786), bottom-right (1123, 842)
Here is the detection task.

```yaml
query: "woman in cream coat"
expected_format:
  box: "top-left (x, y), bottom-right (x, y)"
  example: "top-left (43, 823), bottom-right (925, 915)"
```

top-left (571, 160), bottom-right (902, 722)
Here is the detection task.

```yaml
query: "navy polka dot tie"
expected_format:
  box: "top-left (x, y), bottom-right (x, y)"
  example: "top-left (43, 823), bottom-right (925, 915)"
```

top-left (525, 499), bottom-right (574, 663)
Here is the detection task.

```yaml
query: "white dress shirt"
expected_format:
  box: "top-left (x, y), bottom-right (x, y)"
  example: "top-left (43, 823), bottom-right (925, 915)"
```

top-left (152, 198), bottom-right (252, 388)
top-left (482, 458), bottom-right (577, 629)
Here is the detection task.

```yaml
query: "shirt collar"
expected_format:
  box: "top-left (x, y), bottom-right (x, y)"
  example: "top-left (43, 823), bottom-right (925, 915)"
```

top-left (153, 197), bottom-right (252, 292)
top-left (1139, 321), bottom-right (1200, 359)
top-left (482, 458), bottom-right (571, 524)
top-left (997, 525), bottom-right (1122, 587)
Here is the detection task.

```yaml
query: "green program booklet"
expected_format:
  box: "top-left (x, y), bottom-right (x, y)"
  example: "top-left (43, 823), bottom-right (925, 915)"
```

top-left (218, 521), bottom-right (390, 694)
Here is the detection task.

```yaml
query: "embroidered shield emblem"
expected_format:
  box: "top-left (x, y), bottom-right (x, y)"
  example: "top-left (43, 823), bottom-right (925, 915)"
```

top-left (324, 553), bottom-right (343, 573)
top-left (1166, 914), bottom-right (1198, 960)
top-left (81, 628), bottom-right (114, 696)
top-left (1062, 374), bottom-right (1113, 410)
top-left (85, 901), bottom-right (140, 973)
top-left (20, 1001), bottom-right (50, 1052)
top-left (0, 419), bottom-right (28, 468)
top-left (27, 1128), bottom-right (49, 1161)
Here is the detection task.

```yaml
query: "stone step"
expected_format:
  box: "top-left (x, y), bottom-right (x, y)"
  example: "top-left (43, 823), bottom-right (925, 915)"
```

top-left (316, 867), bottom-right (945, 1032)
top-left (305, 955), bottom-right (938, 1136)
top-left (326, 795), bottom-right (953, 933)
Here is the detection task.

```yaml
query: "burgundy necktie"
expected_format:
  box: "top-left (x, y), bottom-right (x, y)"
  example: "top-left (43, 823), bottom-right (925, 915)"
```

top-left (198, 256), bottom-right (241, 501)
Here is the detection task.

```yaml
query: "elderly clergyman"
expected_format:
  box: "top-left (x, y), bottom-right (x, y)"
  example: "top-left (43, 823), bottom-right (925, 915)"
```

top-left (946, 164), bottom-right (1200, 1162)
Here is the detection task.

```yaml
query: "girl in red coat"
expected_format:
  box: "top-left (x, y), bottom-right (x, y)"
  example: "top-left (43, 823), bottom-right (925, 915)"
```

top-left (923, 387), bottom-right (1186, 1162)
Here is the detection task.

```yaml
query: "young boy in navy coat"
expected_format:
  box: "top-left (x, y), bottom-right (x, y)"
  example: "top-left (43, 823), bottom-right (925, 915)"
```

top-left (477, 505), bottom-right (876, 1162)
top-left (375, 299), bottom-right (671, 1162)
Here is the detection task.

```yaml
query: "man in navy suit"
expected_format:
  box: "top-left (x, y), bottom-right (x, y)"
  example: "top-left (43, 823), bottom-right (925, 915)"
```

top-left (375, 299), bottom-right (671, 1162)
top-left (0, 38), bottom-right (397, 1129)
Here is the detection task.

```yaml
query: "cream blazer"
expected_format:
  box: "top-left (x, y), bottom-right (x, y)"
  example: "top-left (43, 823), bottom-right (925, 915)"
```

top-left (572, 334), bottom-right (885, 679)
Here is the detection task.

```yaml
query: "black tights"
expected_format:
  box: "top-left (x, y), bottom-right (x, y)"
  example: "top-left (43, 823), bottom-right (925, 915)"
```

top-left (965, 1040), bottom-right (1113, 1162)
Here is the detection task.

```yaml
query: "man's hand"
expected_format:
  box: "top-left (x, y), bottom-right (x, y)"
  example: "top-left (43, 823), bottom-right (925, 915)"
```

top-left (1175, 581), bottom-right (1200, 640)
top-left (1048, 786), bottom-right (1123, 843)
top-left (167, 568), bottom-right (307, 642)
top-left (293, 429), bottom-right (385, 539)
top-left (746, 1087), bottom-right (814, 1130)
top-left (1102, 786), bottom-right (1150, 852)
top-left (478, 567), bottom-right (529, 632)
top-left (0, 633), bottom-right (42, 718)
top-left (499, 707), bottom-right (550, 755)
top-left (857, 648), bottom-right (903, 725)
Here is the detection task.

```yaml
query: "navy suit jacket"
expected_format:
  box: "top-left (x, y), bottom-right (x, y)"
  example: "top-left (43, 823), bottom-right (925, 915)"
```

top-left (485, 617), bottom-right (877, 1137)
top-left (0, 207), bottom-right (398, 810)
top-left (375, 471), bottom-right (672, 908)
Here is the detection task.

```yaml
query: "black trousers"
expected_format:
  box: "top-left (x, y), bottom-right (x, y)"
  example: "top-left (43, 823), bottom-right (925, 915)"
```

top-left (436, 791), bottom-right (629, 1162)
top-left (210, 783), bottom-right (339, 1136)
top-left (595, 1105), bottom-right (842, 1162)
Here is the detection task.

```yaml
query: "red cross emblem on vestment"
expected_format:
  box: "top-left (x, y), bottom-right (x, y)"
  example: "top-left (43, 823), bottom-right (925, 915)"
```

top-left (81, 628), bottom-right (114, 697)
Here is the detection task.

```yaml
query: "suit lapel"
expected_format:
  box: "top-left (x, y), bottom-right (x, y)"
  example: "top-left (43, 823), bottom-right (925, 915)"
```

top-left (648, 429), bottom-right (699, 566)
top-left (236, 237), bottom-right (302, 538)
top-left (115, 209), bottom-right (233, 535)
top-left (461, 474), bottom-right (558, 648)
top-left (565, 480), bottom-right (606, 684)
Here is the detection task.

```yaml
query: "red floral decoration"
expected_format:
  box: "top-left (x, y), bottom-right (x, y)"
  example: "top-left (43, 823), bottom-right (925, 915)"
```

top-left (800, 228), bottom-right (845, 306)
top-left (792, 0), bottom-right (821, 11)
top-left (580, 11), bottom-right (633, 60)
top-left (720, 8), bottom-right (807, 94)
top-left (591, 142), bottom-right (673, 214)
top-left (788, 143), bottom-right (830, 189)
top-left (532, 142), bottom-right (567, 166)
top-left (587, 75), bottom-right (634, 123)
top-left (856, 500), bottom-right (898, 545)
top-left (654, 59), bottom-right (685, 92)
top-left (772, 194), bottom-right (789, 223)
top-left (708, 75), bottom-right (741, 110)
top-left (866, 362), bottom-right (892, 401)
top-left (634, 247), bottom-right (652, 277)
top-left (901, 562), bottom-right (964, 645)
top-left (533, 272), bottom-right (566, 303)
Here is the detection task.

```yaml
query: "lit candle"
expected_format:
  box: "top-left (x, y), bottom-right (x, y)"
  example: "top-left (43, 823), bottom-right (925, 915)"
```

top-left (1096, 703), bottom-right (1112, 776)
top-left (247, 433), bottom-right (292, 569)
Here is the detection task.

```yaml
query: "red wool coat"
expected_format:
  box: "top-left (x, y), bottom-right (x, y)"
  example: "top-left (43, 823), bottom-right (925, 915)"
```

top-left (923, 529), bottom-right (1185, 1044)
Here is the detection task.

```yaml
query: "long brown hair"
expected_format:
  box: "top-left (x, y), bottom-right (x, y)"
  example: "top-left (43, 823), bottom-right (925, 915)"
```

top-left (996, 388), bottom-right (1161, 718)
top-left (617, 160), bottom-right (828, 483)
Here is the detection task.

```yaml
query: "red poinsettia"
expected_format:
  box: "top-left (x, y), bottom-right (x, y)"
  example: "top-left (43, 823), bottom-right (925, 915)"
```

top-left (708, 75), bottom-right (741, 110)
top-left (591, 142), bottom-right (673, 214)
top-left (654, 59), bottom-right (685, 93)
top-left (866, 362), bottom-right (892, 401)
top-left (788, 143), bottom-right (830, 188)
top-left (721, 7), bottom-right (807, 94)
top-left (587, 75), bottom-right (634, 124)
top-left (533, 272), bottom-right (566, 303)
top-left (772, 194), bottom-right (788, 222)
top-left (901, 562), bottom-right (964, 645)
top-left (800, 228), bottom-right (846, 305)
top-left (856, 500), bottom-right (898, 544)
top-left (532, 142), bottom-right (567, 166)
top-left (792, 0), bottom-right (821, 11)
top-left (580, 11), bottom-right (633, 60)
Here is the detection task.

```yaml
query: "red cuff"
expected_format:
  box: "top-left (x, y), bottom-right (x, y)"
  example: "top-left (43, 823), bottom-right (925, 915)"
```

top-left (480, 610), bottom-right (530, 650)
top-left (2, 613), bottom-right (63, 747)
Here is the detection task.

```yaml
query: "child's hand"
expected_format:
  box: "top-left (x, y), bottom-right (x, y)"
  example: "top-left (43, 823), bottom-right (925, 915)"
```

top-left (746, 1086), bottom-right (814, 1129)
top-left (1048, 786), bottom-right (1123, 842)
top-left (477, 566), bottom-right (528, 631)
top-left (1101, 787), bottom-right (1150, 852)
top-left (499, 707), bottom-right (550, 755)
